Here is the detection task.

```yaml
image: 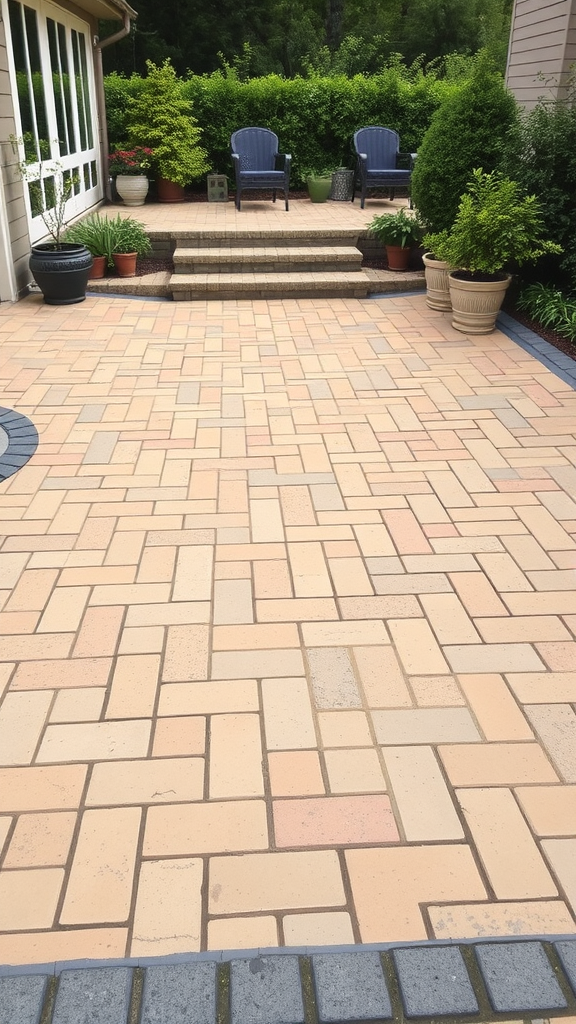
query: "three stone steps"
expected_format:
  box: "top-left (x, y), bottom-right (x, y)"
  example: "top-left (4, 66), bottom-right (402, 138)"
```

top-left (169, 230), bottom-right (370, 300)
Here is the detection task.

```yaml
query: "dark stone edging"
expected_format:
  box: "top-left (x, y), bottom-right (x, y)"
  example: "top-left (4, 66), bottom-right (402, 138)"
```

top-left (0, 407), bottom-right (39, 482)
top-left (1, 937), bottom-right (575, 1023)
top-left (497, 310), bottom-right (576, 391)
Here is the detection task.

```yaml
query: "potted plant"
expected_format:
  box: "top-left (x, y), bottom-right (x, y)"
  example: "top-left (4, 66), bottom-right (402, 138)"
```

top-left (109, 215), bottom-right (152, 277)
top-left (125, 59), bottom-right (209, 202)
top-left (421, 231), bottom-right (451, 311)
top-left (109, 147), bottom-right (154, 207)
top-left (367, 207), bottom-right (422, 271)
top-left (304, 168), bottom-right (334, 203)
top-left (12, 135), bottom-right (92, 304)
top-left (64, 213), bottom-right (116, 279)
top-left (426, 168), bottom-right (562, 334)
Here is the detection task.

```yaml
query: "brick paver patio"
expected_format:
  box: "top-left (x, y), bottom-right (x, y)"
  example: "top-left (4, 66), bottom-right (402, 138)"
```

top-left (0, 200), bottom-right (575, 966)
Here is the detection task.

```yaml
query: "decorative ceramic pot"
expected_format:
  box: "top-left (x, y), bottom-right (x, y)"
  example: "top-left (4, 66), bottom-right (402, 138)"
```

top-left (306, 176), bottom-right (332, 203)
top-left (385, 244), bottom-right (411, 272)
top-left (448, 272), bottom-right (512, 335)
top-left (29, 243), bottom-right (92, 305)
top-left (156, 177), bottom-right (185, 203)
top-left (115, 175), bottom-right (149, 207)
top-left (422, 252), bottom-right (451, 310)
top-left (88, 255), bottom-right (107, 279)
top-left (112, 252), bottom-right (138, 277)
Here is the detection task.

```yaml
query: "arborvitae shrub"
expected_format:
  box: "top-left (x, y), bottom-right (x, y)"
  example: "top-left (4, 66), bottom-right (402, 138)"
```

top-left (411, 50), bottom-right (518, 232)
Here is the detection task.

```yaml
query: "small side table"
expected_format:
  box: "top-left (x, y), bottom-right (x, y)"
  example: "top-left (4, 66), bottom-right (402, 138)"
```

top-left (207, 174), bottom-right (228, 202)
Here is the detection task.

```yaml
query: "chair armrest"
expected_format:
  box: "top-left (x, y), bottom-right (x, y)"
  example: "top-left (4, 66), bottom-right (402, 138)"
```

top-left (357, 152), bottom-right (368, 163)
top-left (275, 153), bottom-right (291, 171)
top-left (398, 151), bottom-right (417, 169)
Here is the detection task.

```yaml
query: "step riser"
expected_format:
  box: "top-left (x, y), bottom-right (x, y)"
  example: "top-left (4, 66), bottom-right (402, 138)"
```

top-left (174, 260), bottom-right (362, 275)
top-left (173, 233), bottom-right (360, 249)
top-left (173, 287), bottom-right (369, 300)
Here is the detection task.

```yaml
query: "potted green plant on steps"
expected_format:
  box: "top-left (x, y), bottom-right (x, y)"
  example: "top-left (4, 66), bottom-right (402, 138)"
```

top-left (64, 213), bottom-right (116, 279)
top-left (110, 216), bottom-right (152, 277)
top-left (367, 207), bottom-right (422, 271)
top-left (425, 168), bottom-right (562, 335)
top-left (12, 135), bottom-right (92, 305)
top-left (125, 59), bottom-right (209, 202)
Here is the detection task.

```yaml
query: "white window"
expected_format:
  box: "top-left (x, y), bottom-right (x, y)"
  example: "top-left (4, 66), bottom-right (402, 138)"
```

top-left (3, 0), bottom-right (101, 243)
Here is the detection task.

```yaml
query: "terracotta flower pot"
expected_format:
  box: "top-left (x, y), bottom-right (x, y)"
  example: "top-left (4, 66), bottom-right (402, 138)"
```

top-left (88, 255), bottom-right (107, 280)
top-left (156, 177), bottom-right (186, 203)
top-left (385, 244), bottom-right (411, 271)
top-left (112, 252), bottom-right (138, 277)
top-left (115, 174), bottom-right (149, 207)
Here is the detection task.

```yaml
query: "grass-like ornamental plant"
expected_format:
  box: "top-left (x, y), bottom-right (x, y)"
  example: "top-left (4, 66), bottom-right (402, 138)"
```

top-left (424, 168), bottom-right (562, 279)
top-left (126, 60), bottom-right (209, 187)
top-left (64, 213), bottom-right (116, 265)
top-left (518, 283), bottom-right (576, 344)
top-left (110, 215), bottom-right (152, 256)
top-left (368, 207), bottom-right (422, 247)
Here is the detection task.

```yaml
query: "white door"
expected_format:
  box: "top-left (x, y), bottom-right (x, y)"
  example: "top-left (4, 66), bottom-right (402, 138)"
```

top-left (3, 0), bottom-right (102, 244)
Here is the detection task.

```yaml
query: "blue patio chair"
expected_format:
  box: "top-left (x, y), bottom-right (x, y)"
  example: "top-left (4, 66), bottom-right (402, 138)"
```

top-left (352, 127), bottom-right (416, 209)
top-left (231, 128), bottom-right (291, 211)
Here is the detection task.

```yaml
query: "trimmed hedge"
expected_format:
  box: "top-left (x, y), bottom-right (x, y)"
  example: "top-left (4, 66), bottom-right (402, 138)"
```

top-left (104, 64), bottom-right (463, 187)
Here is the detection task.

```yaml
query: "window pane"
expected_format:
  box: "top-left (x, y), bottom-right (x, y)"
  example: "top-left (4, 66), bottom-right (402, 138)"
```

top-left (8, 0), bottom-right (48, 159)
top-left (47, 18), bottom-right (70, 155)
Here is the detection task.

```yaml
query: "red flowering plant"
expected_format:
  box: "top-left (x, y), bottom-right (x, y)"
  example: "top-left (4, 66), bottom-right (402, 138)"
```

top-left (108, 147), bottom-right (154, 176)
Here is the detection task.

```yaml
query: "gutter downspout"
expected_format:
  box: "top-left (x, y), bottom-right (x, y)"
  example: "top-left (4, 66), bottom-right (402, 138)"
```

top-left (94, 11), bottom-right (133, 201)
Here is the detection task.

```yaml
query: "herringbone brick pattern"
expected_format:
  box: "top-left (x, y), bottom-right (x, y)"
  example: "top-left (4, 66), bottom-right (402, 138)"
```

top-left (0, 206), bottom-right (575, 963)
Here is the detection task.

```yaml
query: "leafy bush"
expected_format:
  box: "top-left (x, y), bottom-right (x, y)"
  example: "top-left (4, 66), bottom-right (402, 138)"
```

top-left (502, 89), bottom-right (576, 289)
top-left (517, 283), bottom-right (576, 344)
top-left (368, 208), bottom-right (422, 247)
top-left (64, 213), bottom-right (116, 264)
top-left (110, 215), bottom-right (152, 256)
top-left (125, 60), bottom-right (209, 186)
top-left (411, 50), bottom-right (518, 232)
top-left (425, 169), bottom-right (561, 277)
top-left (105, 60), bottom-right (463, 187)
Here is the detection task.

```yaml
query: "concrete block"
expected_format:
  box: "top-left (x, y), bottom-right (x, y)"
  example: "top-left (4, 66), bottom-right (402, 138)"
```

top-left (312, 952), bottom-right (392, 1022)
top-left (0, 975), bottom-right (48, 1024)
top-left (141, 963), bottom-right (216, 1024)
top-left (475, 942), bottom-right (567, 1011)
top-left (393, 946), bottom-right (478, 1016)
top-left (53, 968), bottom-right (132, 1024)
top-left (230, 956), bottom-right (304, 1024)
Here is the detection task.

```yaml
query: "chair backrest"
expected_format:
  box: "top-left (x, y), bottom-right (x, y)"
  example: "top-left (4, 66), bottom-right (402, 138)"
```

top-left (231, 128), bottom-right (279, 171)
top-left (353, 127), bottom-right (400, 169)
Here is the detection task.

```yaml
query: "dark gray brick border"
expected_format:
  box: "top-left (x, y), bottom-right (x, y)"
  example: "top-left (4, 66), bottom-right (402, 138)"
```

top-left (0, 407), bottom-right (39, 481)
top-left (1, 938), bottom-right (576, 1024)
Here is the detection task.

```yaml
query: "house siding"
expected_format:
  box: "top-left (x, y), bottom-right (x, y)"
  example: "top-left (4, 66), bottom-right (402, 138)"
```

top-left (0, 22), bottom-right (28, 299)
top-left (506, 0), bottom-right (576, 108)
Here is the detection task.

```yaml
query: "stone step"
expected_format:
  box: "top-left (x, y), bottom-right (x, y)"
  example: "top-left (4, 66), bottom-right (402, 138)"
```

top-left (170, 271), bottom-right (371, 301)
top-left (173, 246), bottom-right (363, 274)
top-left (170, 227), bottom-right (360, 249)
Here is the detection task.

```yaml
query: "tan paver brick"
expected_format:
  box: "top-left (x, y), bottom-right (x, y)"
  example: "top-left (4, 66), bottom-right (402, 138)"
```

top-left (106, 654), bottom-right (160, 719)
top-left (37, 720), bottom-right (151, 763)
top-left (213, 623), bottom-right (299, 650)
top-left (374, 708), bottom-right (480, 745)
top-left (159, 679), bottom-right (258, 716)
top-left (383, 746), bottom-right (464, 841)
top-left (0, 691), bottom-right (52, 765)
top-left (346, 845), bottom-right (486, 941)
top-left (0, 764), bottom-right (87, 812)
top-left (212, 648), bottom-right (304, 679)
top-left (60, 807), bottom-right (141, 923)
top-left (209, 713), bottom-right (264, 797)
top-left (283, 912), bottom-right (354, 945)
top-left (131, 859), bottom-right (203, 955)
top-left (208, 850), bottom-right (346, 914)
top-left (410, 675), bottom-right (465, 707)
top-left (515, 784), bottom-right (576, 835)
top-left (87, 757), bottom-right (204, 805)
top-left (439, 742), bottom-right (559, 786)
top-left (0, 869), bottom-right (64, 930)
top-left (542, 839), bottom-right (576, 913)
top-left (152, 716), bottom-right (206, 756)
top-left (353, 646), bottom-right (412, 708)
top-left (208, 916), bottom-right (278, 950)
top-left (262, 677), bottom-right (316, 750)
top-left (288, 542), bottom-right (332, 597)
top-left (524, 704), bottom-right (576, 782)
top-left (389, 619), bottom-right (449, 675)
top-left (163, 624), bottom-right (209, 681)
top-left (325, 748), bottom-right (386, 794)
top-left (429, 900), bottom-right (576, 939)
top-left (268, 751), bottom-right (325, 796)
top-left (420, 593), bottom-right (480, 645)
top-left (457, 787), bottom-right (557, 898)
top-left (3, 812), bottom-right (76, 868)
top-left (144, 800), bottom-right (268, 855)
top-left (457, 674), bottom-right (533, 740)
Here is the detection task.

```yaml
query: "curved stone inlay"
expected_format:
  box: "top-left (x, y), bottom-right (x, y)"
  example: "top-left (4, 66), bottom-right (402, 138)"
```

top-left (0, 406), bottom-right (39, 481)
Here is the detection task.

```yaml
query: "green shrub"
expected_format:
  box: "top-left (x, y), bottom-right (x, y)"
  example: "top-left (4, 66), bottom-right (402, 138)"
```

top-left (502, 91), bottom-right (576, 289)
top-left (125, 60), bottom-right (209, 186)
top-left (517, 283), bottom-right (576, 344)
top-left (368, 208), bottom-right (422, 247)
top-left (424, 168), bottom-right (561, 277)
top-left (411, 50), bottom-right (518, 232)
top-left (64, 213), bottom-right (116, 265)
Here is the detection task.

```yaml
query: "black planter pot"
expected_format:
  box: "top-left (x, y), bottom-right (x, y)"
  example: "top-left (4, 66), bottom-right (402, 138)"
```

top-left (29, 243), bottom-right (93, 305)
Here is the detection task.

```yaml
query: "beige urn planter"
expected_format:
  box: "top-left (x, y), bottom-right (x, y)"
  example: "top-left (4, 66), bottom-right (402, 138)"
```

top-left (422, 252), bottom-right (451, 311)
top-left (448, 272), bottom-right (512, 335)
top-left (115, 174), bottom-right (149, 207)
